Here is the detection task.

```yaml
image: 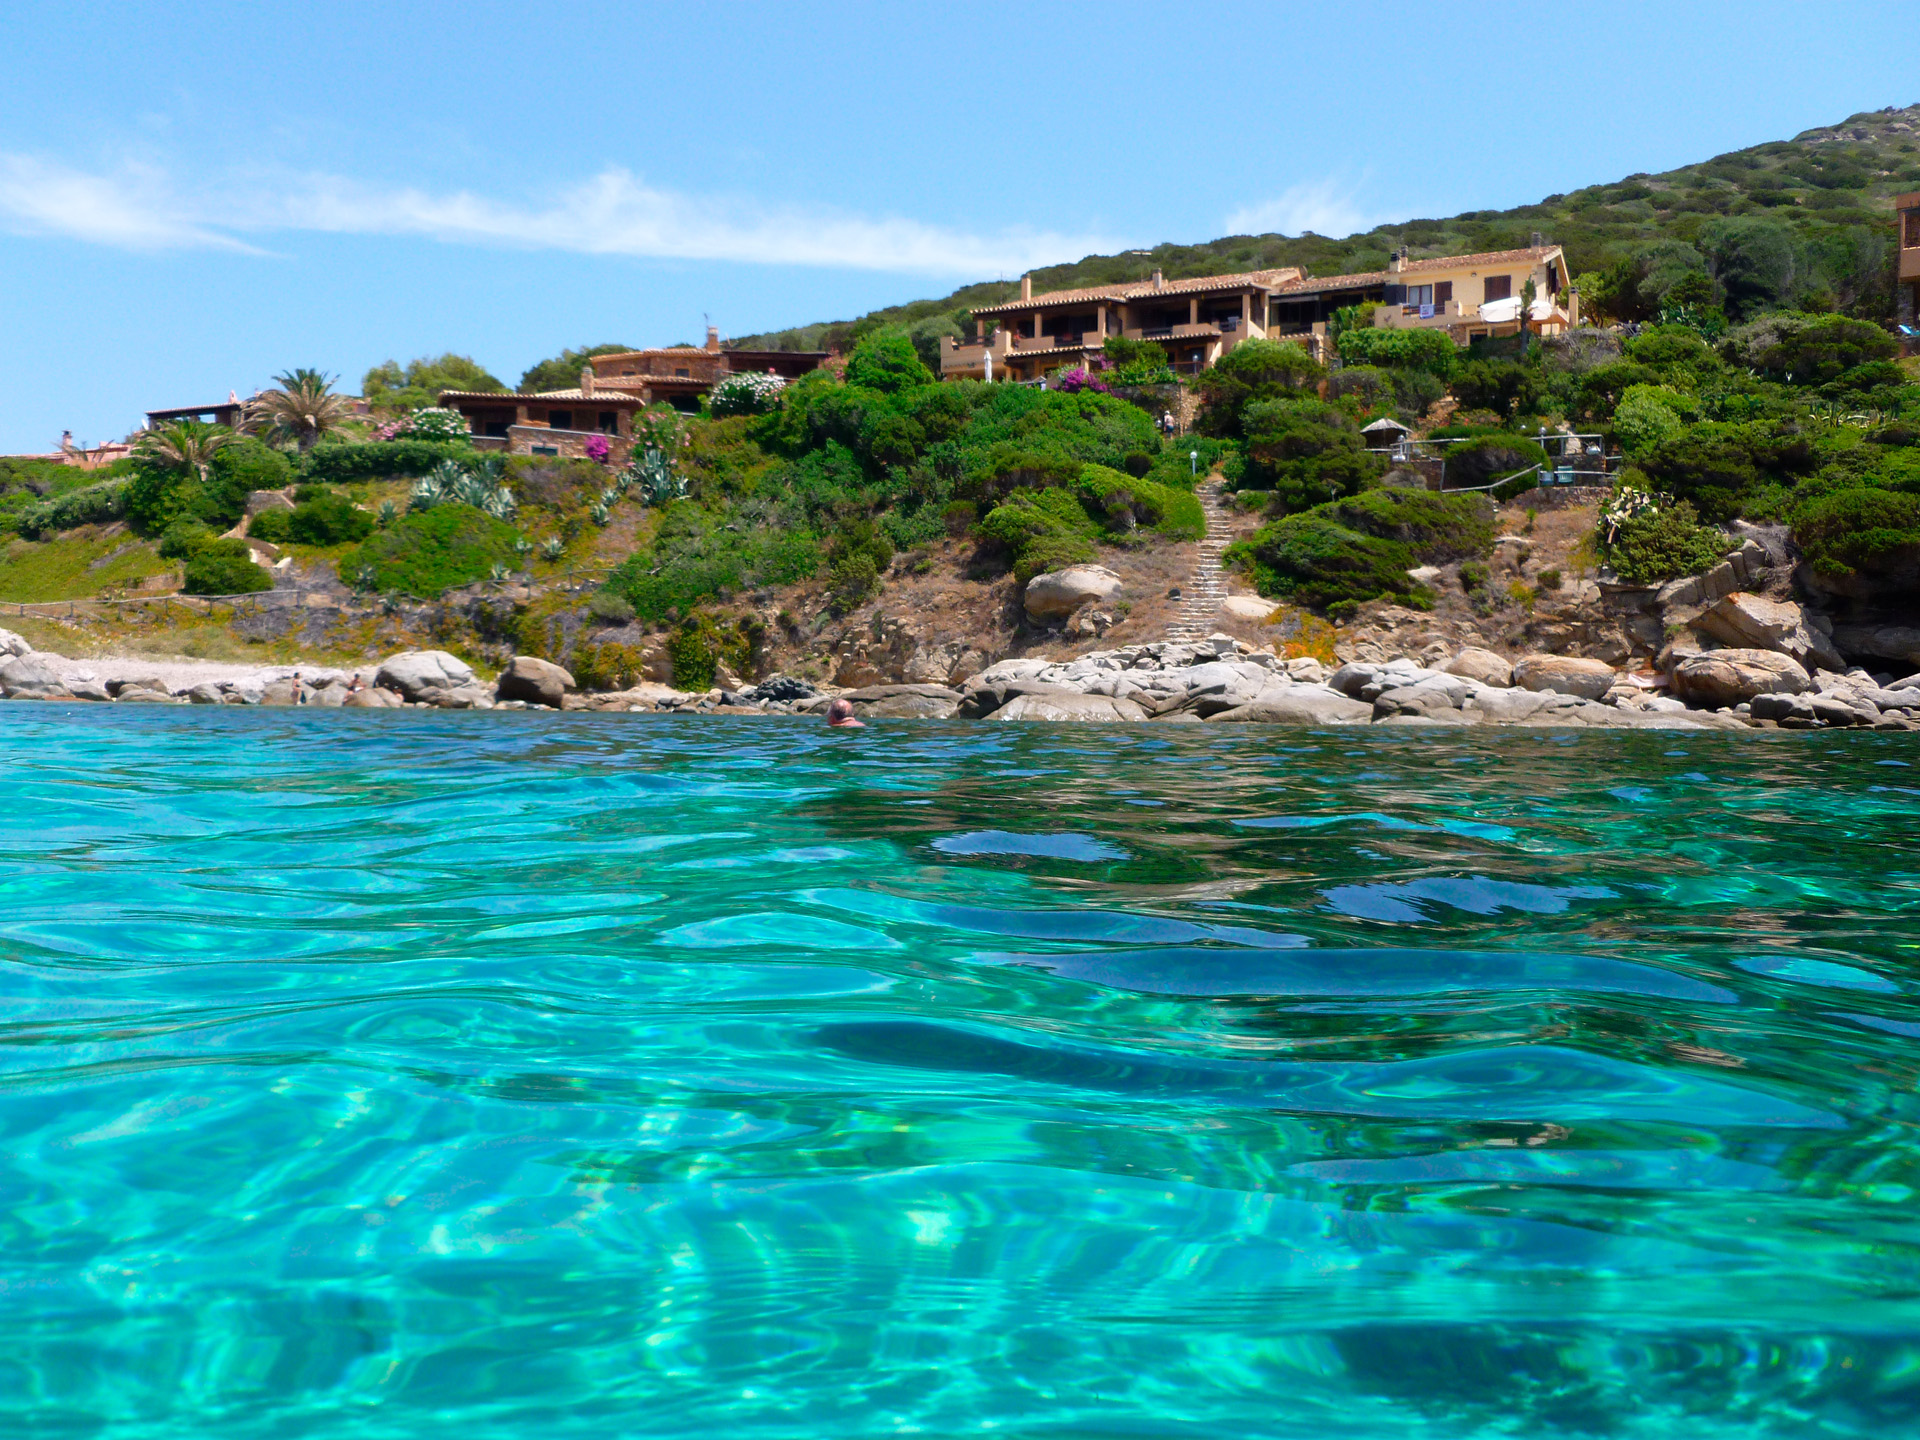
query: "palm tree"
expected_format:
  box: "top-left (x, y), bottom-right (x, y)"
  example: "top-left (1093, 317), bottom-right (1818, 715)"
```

top-left (249, 369), bottom-right (353, 451)
top-left (135, 420), bottom-right (236, 480)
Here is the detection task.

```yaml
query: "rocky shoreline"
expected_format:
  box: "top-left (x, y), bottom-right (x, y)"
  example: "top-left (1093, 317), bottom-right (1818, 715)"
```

top-left (6, 625), bottom-right (1919, 731)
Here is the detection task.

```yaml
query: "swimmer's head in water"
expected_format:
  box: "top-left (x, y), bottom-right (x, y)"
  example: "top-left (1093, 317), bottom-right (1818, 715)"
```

top-left (826, 697), bottom-right (863, 726)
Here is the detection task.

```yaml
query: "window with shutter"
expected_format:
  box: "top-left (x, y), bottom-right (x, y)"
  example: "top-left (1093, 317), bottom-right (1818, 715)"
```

top-left (1383, 284), bottom-right (1406, 305)
top-left (1906, 211), bottom-right (1920, 247)
top-left (1483, 275), bottom-right (1512, 303)
top-left (1435, 281), bottom-right (1453, 304)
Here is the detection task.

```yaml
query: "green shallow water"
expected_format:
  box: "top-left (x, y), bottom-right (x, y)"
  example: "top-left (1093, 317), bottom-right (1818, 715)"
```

top-left (5, 707), bottom-right (1920, 1437)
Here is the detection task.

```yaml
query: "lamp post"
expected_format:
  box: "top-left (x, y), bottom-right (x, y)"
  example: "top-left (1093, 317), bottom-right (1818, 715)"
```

top-left (1190, 450), bottom-right (1198, 477)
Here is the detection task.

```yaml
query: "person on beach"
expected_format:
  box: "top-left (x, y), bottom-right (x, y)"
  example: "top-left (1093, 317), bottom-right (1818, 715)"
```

top-left (826, 697), bottom-right (865, 728)
top-left (291, 671), bottom-right (308, 706)
top-left (346, 673), bottom-right (364, 694)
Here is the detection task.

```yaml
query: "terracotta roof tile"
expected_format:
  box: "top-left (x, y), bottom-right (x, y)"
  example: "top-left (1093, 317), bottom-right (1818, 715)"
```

top-left (1269, 270), bottom-right (1388, 294)
top-left (1399, 245), bottom-right (1560, 273)
top-left (437, 389), bottom-right (643, 404)
top-left (975, 266), bottom-right (1304, 316)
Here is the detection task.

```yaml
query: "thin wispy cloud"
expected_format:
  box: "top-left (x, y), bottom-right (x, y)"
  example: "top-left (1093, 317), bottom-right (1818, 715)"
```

top-left (0, 155), bottom-right (263, 253)
top-left (0, 154), bottom-right (1112, 276)
top-left (1226, 177), bottom-right (1383, 239)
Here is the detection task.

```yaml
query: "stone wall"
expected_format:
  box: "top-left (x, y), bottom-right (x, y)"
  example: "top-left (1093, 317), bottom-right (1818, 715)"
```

top-left (506, 426), bottom-right (632, 465)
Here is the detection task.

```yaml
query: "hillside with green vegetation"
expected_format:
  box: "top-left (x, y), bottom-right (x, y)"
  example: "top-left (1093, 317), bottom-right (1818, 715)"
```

top-left (734, 103), bottom-right (1920, 366)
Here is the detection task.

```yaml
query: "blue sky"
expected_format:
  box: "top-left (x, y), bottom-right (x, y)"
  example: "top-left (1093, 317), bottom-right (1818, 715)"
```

top-left (1, 0), bottom-right (1913, 453)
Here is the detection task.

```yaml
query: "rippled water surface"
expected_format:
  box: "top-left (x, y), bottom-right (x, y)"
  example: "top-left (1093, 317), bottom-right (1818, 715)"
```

top-left (6, 707), bottom-right (1920, 1438)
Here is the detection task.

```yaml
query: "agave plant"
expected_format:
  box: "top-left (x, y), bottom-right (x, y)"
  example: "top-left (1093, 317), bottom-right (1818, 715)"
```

top-left (352, 564), bottom-right (378, 593)
top-left (248, 370), bottom-right (353, 451)
top-left (513, 537), bottom-right (533, 559)
top-left (377, 500), bottom-right (398, 526)
top-left (589, 501), bottom-right (612, 526)
top-left (541, 537), bottom-right (566, 562)
top-left (410, 458), bottom-right (517, 520)
top-left (612, 469), bottom-right (634, 495)
top-left (488, 561), bottom-right (511, 584)
top-left (380, 593), bottom-right (401, 615)
top-left (627, 447), bottom-right (687, 506)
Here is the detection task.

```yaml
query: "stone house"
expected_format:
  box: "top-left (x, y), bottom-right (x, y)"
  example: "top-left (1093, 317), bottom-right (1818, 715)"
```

top-left (587, 327), bottom-right (830, 410)
top-left (940, 244), bottom-right (1577, 378)
top-left (436, 382), bottom-right (646, 463)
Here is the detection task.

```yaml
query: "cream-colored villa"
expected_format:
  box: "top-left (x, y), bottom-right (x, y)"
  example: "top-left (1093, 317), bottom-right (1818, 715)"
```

top-left (940, 243), bottom-right (1578, 381)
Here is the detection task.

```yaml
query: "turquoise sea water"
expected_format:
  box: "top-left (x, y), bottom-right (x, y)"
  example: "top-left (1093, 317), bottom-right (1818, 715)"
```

top-left (5, 707), bottom-right (1920, 1438)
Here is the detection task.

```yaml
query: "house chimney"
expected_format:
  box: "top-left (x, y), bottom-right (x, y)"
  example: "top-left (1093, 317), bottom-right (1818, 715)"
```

top-left (706, 325), bottom-right (721, 352)
top-left (1020, 273), bottom-right (1032, 300)
top-left (580, 365), bottom-right (594, 397)
top-left (1531, 231), bottom-right (1543, 249)
top-left (1151, 268), bottom-right (1163, 290)
top-left (1388, 247), bottom-right (1405, 275)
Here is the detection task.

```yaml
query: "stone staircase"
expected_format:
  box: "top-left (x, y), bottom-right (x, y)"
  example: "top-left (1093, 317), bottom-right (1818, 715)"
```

top-left (1165, 477), bottom-right (1232, 641)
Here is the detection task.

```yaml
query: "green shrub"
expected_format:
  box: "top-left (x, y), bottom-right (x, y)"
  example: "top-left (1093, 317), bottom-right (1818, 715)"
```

top-left (1336, 326), bottom-right (1458, 377)
top-left (158, 518), bottom-right (214, 559)
top-left (300, 441), bottom-right (472, 485)
top-left (665, 610), bottom-right (752, 690)
top-left (336, 502), bottom-right (519, 597)
top-left (16, 480), bottom-right (128, 538)
top-left (844, 332), bottom-right (934, 393)
top-left (586, 590), bottom-right (636, 624)
top-left (1613, 386), bottom-right (1688, 455)
top-left (248, 507), bottom-right (292, 543)
top-left (1075, 464), bottom-right (1204, 540)
top-left (1538, 567), bottom-right (1563, 589)
top-left (182, 539), bottom-right (272, 596)
top-left (1604, 499), bottom-right (1728, 584)
top-left (1322, 488), bottom-right (1496, 562)
top-left (977, 489), bottom-right (1099, 582)
top-left (828, 552), bottom-right (881, 610)
top-left (1451, 359), bottom-right (1540, 420)
top-left (1791, 488), bottom-right (1920, 581)
top-left (942, 499), bottom-right (977, 535)
top-left (1459, 560), bottom-right (1490, 591)
top-left (1226, 511), bottom-right (1421, 612)
top-left (1443, 434), bottom-right (1549, 488)
top-left (285, 492), bottom-right (375, 546)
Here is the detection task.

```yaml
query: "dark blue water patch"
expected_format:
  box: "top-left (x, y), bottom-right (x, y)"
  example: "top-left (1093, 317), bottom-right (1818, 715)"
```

top-left (1322, 876), bottom-right (1617, 923)
top-left (983, 946), bottom-right (1735, 1003)
top-left (931, 830), bottom-right (1129, 862)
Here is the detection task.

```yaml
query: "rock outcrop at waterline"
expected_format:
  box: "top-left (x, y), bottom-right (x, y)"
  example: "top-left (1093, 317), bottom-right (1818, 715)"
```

top-left (5, 629), bottom-right (1920, 730)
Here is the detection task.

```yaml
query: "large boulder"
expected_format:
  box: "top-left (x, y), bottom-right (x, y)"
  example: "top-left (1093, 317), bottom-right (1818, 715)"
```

top-left (1220, 595), bottom-right (1279, 622)
top-left (497, 655), bottom-right (575, 709)
top-left (1670, 649), bottom-right (1810, 707)
top-left (1444, 647), bottom-right (1513, 688)
top-left (1830, 624), bottom-right (1920, 671)
top-left (1024, 565), bottom-right (1123, 624)
top-left (1695, 593), bottom-right (1844, 673)
top-left (1209, 686), bottom-right (1373, 725)
top-left (0, 655), bottom-right (69, 700)
top-left (839, 683), bottom-right (963, 719)
top-left (0, 628), bottom-right (30, 659)
top-left (342, 686), bottom-right (402, 709)
top-left (376, 650), bottom-right (476, 704)
top-left (1512, 654), bottom-right (1617, 700)
top-left (66, 678), bottom-right (111, 702)
top-left (184, 683), bottom-right (225, 705)
top-left (993, 690), bottom-right (1147, 722)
